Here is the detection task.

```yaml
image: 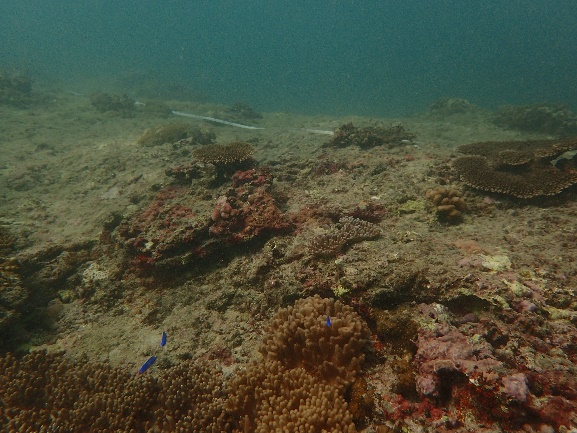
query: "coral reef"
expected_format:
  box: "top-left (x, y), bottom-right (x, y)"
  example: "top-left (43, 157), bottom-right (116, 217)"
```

top-left (0, 70), bottom-right (33, 108)
top-left (374, 301), bottom-right (577, 430)
top-left (225, 101), bottom-right (263, 120)
top-left (116, 185), bottom-right (213, 271)
top-left (492, 103), bottom-right (577, 136)
top-left (89, 92), bottom-right (135, 117)
top-left (259, 295), bottom-right (371, 386)
top-left (164, 162), bottom-right (204, 184)
top-left (453, 138), bottom-right (577, 198)
top-left (0, 296), bottom-right (371, 432)
top-left (414, 326), bottom-right (503, 398)
top-left (0, 227), bottom-right (16, 256)
top-left (324, 123), bottom-right (416, 149)
top-left (425, 186), bottom-right (467, 224)
top-left (309, 216), bottom-right (381, 257)
top-left (427, 97), bottom-right (481, 117)
top-left (137, 122), bottom-right (215, 147)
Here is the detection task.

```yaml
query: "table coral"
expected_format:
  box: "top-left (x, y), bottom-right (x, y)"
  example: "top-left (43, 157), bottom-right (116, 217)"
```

top-left (454, 137), bottom-right (577, 198)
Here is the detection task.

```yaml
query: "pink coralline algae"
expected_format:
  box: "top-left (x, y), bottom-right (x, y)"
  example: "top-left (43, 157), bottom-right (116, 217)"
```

top-left (117, 185), bottom-right (211, 267)
top-left (414, 327), bottom-right (503, 398)
top-left (398, 302), bottom-right (577, 430)
top-left (208, 169), bottom-right (292, 243)
top-left (501, 373), bottom-right (529, 403)
top-left (116, 168), bottom-right (293, 271)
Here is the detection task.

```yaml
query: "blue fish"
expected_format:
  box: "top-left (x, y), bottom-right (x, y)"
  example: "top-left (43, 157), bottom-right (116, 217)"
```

top-left (326, 316), bottom-right (331, 327)
top-left (161, 331), bottom-right (167, 347)
top-left (139, 356), bottom-right (156, 373)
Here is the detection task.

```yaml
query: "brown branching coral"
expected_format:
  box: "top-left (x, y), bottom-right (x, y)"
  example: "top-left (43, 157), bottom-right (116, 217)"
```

top-left (324, 123), bottom-right (416, 149)
top-left (259, 295), bottom-right (371, 387)
top-left (0, 351), bottom-right (226, 432)
top-left (309, 216), bottom-right (381, 257)
top-left (425, 186), bottom-right (467, 224)
top-left (454, 138), bottom-right (577, 198)
top-left (0, 296), bottom-right (371, 432)
top-left (225, 360), bottom-right (357, 433)
top-left (225, 295), bottom-right (370, 432)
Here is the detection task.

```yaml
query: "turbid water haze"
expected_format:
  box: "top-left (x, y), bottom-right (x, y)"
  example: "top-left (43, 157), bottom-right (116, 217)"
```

top-left (1, 0), bottom-right (576, 115)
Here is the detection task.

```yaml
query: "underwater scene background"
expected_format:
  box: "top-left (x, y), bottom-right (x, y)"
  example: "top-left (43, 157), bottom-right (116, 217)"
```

top-left (1, 0), bottom-right (577, 115)
top-left (1, 1), bottom-right (577, 432)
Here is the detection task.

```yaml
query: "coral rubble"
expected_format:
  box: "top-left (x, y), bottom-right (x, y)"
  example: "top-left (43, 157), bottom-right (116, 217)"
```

top-left (453, 137), bottom-right (577, 198)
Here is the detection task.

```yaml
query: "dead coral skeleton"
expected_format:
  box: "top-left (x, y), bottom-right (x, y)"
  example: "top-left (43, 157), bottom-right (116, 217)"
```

top-left (308, 216), bottom-right (381, 257)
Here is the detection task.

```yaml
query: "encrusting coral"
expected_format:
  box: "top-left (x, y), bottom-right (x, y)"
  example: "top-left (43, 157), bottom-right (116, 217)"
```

top-left (453, 137), bottom-right (577, 198)
top-left (0, 296), bottom-right (371, 432)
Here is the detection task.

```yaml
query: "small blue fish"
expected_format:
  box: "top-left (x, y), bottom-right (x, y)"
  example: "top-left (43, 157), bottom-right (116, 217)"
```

top-left (160, 331), bottom-right (167, 347)
top-left (139, 356), bottom-right (156, 373)
top-left (326, 316), bottom-right (331, 327)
